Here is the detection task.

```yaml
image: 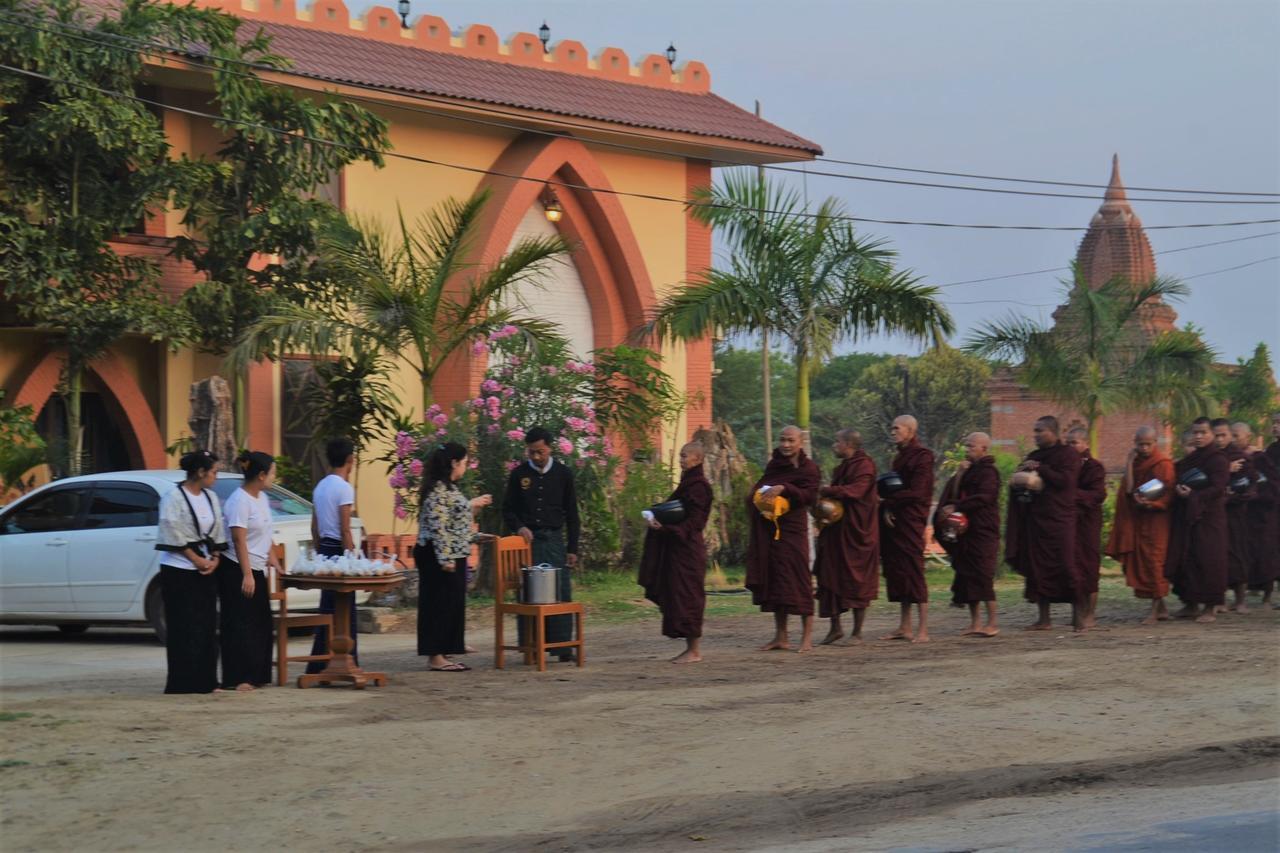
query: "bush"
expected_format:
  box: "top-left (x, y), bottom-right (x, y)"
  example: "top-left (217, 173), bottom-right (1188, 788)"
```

top-left (614, 458), bottom-right (677, 572)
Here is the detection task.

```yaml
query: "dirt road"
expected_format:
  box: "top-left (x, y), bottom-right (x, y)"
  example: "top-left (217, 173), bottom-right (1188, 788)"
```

top-left (1, 600), bottom-right (1276, 851)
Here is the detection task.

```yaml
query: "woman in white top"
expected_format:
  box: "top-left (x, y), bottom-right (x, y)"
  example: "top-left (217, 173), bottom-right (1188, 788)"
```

top-left (217, 451), bottom-right (280, 691)
top-left (155, 450), bottom-right (227, 694)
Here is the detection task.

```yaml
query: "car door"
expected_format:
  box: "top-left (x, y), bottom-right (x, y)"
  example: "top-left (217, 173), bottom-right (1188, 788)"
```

top-left (0, 486), bottom-right (88, 614)
top-left (69, 483), bottom-right (161, 614)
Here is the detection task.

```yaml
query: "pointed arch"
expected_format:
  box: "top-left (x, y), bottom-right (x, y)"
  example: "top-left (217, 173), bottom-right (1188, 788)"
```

top-left (431, 134), bottom-right (658, 407)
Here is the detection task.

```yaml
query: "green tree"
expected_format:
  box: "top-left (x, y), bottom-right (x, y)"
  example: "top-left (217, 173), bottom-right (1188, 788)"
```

top-left (965, 265), bottom-right (1216, 457)
top-left (711, 344), bottom-right (797, 464)
top-left (0, 0), bottom-right (216, 473)
top-left (171, 14), bottom-right (390, 442)
top-left (648, 172), bottom-right (953, 449)
top-left (0, 393), bottom-right (48, 495)
top-left (290, 344), bottom-right (401, 471)
top-left (1214, 343), bottom-right (1277, 434)
top-left (231, 194), bottom-right (569, 411)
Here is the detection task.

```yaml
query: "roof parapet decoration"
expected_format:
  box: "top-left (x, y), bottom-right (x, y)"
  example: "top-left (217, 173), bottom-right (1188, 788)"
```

top-left (198, 0), bottom-right (711, 92)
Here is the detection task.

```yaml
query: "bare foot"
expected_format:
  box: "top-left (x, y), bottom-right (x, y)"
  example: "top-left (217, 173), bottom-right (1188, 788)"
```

top-left (841, 634), bottom-right (864, 646)
top-left (818, 629), bottom-right (845, 646)
top-left (1023, 622), bottom-right (1053, 631)
top-left (234, 683), bottom-right (255, 692)
top-left (1173, 605), bottom-right (1198, 619)
top-left (879, 631), bottom-right (912, 641)
top-left (797, 641), bottom-right (814, 653)
top-left (759, 639), bottom-right (790, 651)
top-left (910, 632), bottom-right (930, 644)
top-left (1140, 614), bottom-right (1159, 625)
top-left (1195, 613), bottom-right (1217, 623)
top-left (1235, 604), bottom-right (1249, 614)
top-left (671, 651), bottom-right (702, 664)
top-left (976, 626), bottom-right (1000, 637)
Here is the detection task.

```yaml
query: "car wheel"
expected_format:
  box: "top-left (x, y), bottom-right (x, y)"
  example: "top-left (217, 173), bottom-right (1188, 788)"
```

top-left (145, 581), bottom-right (167, 645)
top-left (56, 624), bottom-right (89, 634)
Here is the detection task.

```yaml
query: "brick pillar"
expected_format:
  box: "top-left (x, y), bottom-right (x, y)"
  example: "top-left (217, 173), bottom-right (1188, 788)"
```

top-left (684, 158), bottom-right (714, 437)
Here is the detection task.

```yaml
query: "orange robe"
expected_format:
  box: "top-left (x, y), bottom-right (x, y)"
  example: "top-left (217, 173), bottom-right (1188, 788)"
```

top-left (1106, 451), bottom-right (1174, 599)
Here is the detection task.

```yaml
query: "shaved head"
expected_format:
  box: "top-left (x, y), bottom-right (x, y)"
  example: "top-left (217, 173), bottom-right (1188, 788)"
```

top-left (966, 432), bottom-right (991, 450)
top-left (1135, 426), bottom-right (1158, 441)
top-left (835, 428), bottom-right (862, 448)
top-left (681, 441), bottom-right (705, 460)
top-left (1230, 422), bottom-right (1253, 450)
top-left (776, 425), bottom-right (803, 460)
top-left (890, 415), bottom-right (918, 447)
top-left (963, 432), bottom-right (990, 462)
top-left (678, 441), bottom-right (704, 471)
top-left (781, 425), bottom-right (802, 438)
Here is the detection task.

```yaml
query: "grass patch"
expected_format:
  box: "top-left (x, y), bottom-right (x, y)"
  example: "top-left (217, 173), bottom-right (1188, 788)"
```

top-left (0, 712), bottom-right (34, 723)
top-left (0, 759), bottom-right (30, 769)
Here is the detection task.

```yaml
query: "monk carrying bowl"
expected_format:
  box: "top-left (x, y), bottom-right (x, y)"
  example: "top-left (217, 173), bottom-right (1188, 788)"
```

top-left (810, 497), bottom-right (844, 528)
top-left (1134, 478), bottom-right (1166, 502)
top-left (876, 471), bottom-right (905, 498)
top-left (939, 510), bottom-right (968, 542)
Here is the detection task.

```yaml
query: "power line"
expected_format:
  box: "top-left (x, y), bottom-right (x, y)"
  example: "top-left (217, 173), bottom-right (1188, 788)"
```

top-left (5, 62), bottom-right (1280, 233)
top-left (9, 10), bottom-right (1280, 207)
top-left (936, 230), bottom-right (1280, 288)
top-left (1182, 255), bottom-right (1279, 281)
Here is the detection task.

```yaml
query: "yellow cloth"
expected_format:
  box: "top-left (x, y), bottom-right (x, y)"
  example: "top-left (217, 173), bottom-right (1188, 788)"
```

top-left (753, 492), bottom-right (791, 539)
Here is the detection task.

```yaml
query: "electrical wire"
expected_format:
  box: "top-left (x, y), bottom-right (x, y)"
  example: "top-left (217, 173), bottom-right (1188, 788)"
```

top-left (1182, 255), bottom-right (1279, 281)
top-left (8, 9), bottom-right (1280, 206)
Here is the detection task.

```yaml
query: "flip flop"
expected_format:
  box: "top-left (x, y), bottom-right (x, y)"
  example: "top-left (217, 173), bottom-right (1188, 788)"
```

top-left (429, 662), bottom-right (470, 672)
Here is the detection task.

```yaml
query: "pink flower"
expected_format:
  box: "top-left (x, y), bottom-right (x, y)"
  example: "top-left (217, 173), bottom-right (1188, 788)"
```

top-left (480, 379), bottom-right (500, 394)
top-left (394, 431), bottom-right (415, 459)
top-left (472, 340), bottom-right (489, 356)
top-left (565, 416), bottom-right (587, 432)
top-left (501, 386), bottom-right (514, 398)
top-left (508, 356), bottom-right (522, 367)
top-left (472, 397), bottom-right (486, 410)
top-left (506, 429), bottom-right (526, 442)
top-left (557, 437), bottom-right (573, 456)
top-left (505, 459), bottom-right (520, 471)
top-left (468, 458), bottom-right (480, 470)
top-left (487, 324), bottom-right (520, 342)
top-left (585, 420), bottom-right (598, 435)
top-left (436, 427), bottom-right (447, 437)
top-left (394, 505), bottom-right (409, 520)
top-left (431, 412), bottom-right (449, 427)
top-left (408, 458), bottom-right (424, 476)
top-left (575, 458), bottom-right (585, 467)
top-left (544, 365), bottom-right (559, 376)
top-left (603, 436), bottom-right (614, 455)
top-left (388, 465), bottom-right (409, 490)
top-left (583, 448), bottom-right (596, 459)
top-left (487, 423), bottom-right (499, 435)
top-left (426, 403), bottom-right (442, 417)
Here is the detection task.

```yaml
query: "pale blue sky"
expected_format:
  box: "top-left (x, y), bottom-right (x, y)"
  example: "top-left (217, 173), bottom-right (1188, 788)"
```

top-left (363, 0), bottom-right (1279, 362)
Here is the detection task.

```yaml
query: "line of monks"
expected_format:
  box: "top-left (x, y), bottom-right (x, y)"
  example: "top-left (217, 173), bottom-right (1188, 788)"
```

top-left (637, 412), bottom-right (1280, 662)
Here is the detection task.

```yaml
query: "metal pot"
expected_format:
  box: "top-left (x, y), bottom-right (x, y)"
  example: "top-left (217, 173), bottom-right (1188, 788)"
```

top-left (1135, 478), bottom-right (1166, 501)
top-left (1229, 474), bottom-right (1252, 494)
top-left (876, 471), bottom-right (905, 498)
top-left (1178, 467), bottom-right (1209, 490)
top-left (520, 563), bottom-right (560, 604)
top-left (649, 499), bottom-right (687, 525)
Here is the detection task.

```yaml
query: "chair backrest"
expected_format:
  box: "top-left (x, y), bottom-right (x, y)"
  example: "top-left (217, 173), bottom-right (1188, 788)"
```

top-left (494, 535), bottom-right (532, 603)
top-left (268, 543), bottom-right (287, 602)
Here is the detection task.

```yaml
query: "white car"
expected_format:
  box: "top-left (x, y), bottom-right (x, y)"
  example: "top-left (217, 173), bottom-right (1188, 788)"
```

top-left (0, 471), bottom-right (363, 642)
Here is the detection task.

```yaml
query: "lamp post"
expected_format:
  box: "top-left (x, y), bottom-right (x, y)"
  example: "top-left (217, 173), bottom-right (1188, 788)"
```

top-left (397, 0), bottom-right (410, 28)
top-left (538, 21), bottom-right (551, 53)
top-left (665, 43), bottom-right (677, 68)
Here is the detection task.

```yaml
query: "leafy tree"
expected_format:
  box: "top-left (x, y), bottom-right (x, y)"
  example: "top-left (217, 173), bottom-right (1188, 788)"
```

top-left (591, 344), bottom-right (686, 450)
top-left (289, 344), bottom-right (400, 477)
top-left (170, 16), bottom-right (390, 442)
top-left (0, 393), bottom-right (48, 495)
top-left (1214, 343), bottom-right (1277, 434)
top-left (231, 194), bottom-right (569, 411)
top-left (0, 0), bottom-right (217, 473)
top-left (648, 172), bottom-right (953, 448)
top-left (965, 264), bottom-right (1216, 457)
top-left (711, 343), bottom-right (796, 464)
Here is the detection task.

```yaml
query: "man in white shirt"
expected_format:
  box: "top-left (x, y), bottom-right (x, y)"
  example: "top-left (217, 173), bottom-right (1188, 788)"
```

top-left (307, 438), bottom-right (358, 672)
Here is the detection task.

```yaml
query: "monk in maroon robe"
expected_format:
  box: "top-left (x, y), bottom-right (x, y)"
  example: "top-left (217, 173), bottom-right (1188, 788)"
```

top-left (1066, 428), bottom-right (1108, 630)
top-left (746, 426), bottom-right (821, 652)
top-left (1213, 418), bottom-right (1255, 612)
top-left (1005, 415), bottom-right (1083, 631)
top-left (1106, 426), bottom-right (1175, 624)
top-left (638, 442), bottom-right (713, 664)
top-left (1165, 417), bottom-right (1229, 622)
top-left (933, 432), bottom-right (1001, 636)
top-left (813, 429), bottom-right (879, 645)
top-left (1246, 443), bottom-right (1280, 604)
top-left (879, 415), bottom-right (935, 643)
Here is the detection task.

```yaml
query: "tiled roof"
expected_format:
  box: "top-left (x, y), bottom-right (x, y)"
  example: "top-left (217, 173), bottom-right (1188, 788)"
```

top-left (238, 21), bottom-right (822, 156)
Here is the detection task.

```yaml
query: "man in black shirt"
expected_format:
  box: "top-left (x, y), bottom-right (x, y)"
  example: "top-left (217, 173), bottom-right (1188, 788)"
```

top-left (503, 427), bottom-right (581, 660)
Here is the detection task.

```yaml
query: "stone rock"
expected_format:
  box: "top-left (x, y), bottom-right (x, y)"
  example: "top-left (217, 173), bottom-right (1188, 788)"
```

top-left (188, 376), bottom-right (237, 465)
top-left (692, 420), bottom-right (747, 558)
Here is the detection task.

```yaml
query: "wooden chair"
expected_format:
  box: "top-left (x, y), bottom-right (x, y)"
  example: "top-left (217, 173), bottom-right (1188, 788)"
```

top-left (269, 543), bottom-right (334, 687)
top-left (493, 535), bottom-right (584, 672)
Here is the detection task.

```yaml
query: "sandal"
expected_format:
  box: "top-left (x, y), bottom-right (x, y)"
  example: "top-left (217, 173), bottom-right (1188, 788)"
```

top-left (429, 662), bottom-right (470, 672)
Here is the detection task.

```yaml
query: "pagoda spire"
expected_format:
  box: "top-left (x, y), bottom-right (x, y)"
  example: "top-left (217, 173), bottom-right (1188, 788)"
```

top-left (1103, 153), bottom-right (1128, 206)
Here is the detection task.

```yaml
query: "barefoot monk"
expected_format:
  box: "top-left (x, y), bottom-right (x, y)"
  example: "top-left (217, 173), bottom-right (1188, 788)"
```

top-left (638, 443), bottom-right (714, 664)
top-left (1165, 417), bottom-right (1229, 623)
top-left (1106, 426), bottom-right (1175, 624)
top-left (878, 415), bottom-right (935, 644)
top-left (746, 426), bottom-right (821, 653)
top-left (934, 432), bottom-right (1001, 637)
top-left (1213, 418), bottom-right (1254, 613)
top-left (813, 429), bottom-right (879, 645)
top-left (1066, 427), bottom-right (1108, 630)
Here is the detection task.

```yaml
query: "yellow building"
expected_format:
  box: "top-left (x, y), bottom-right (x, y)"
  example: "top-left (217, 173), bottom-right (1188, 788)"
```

top-left (1, 0), bottom-right (820, 534)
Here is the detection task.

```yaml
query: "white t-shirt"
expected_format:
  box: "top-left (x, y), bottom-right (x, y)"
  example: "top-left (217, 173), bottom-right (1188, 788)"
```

top-left (223, 488), bottom-right (274, 572)
top-left (312, 474), bottom-right (355, 541)
top-left (159, 488), bottom-right (216, 571)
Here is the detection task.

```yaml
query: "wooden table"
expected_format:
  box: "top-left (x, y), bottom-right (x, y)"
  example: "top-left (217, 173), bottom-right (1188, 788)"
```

top-left (282, 573), bottom-right (405, 689)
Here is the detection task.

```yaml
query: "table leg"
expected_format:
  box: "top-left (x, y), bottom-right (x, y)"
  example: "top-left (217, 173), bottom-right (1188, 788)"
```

top-left (297, 589), bottom-right (388, 688)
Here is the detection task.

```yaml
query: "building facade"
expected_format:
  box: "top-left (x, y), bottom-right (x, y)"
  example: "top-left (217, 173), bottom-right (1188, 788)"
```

top-left (0, 0), bottom-right (821, 532)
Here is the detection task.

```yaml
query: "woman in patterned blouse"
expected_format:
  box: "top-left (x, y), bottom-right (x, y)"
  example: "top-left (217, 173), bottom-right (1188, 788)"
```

top-left (414, 442), bottom-right (493, 672)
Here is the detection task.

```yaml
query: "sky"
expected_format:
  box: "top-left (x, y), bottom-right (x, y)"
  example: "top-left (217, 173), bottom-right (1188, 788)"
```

top-left (363, 0), bottom-right (1278, 362)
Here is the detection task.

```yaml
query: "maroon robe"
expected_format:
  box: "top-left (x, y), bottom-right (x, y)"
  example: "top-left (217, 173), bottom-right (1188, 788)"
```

top-left (1074, 452), bottom-right (1108, 596)
top-left (638, 464), bottom-right (713, 639)
top-left (1246, 450), bottom-right (1280, 591)
top-left (745, 449), bottom-right (820, 616)
top-left (813, 451), bottom-right (879, 616)
top-left (1164, 445), bottom-right (1229, 606)
top-left (879, 439), bottom-right (935, 604)
top-left (1222, 445), bottom-right (1255, 587)
top-left (934, 456), bottom-right (1000, 605)
top-left (1005, 441), bottom-right (1082, 603)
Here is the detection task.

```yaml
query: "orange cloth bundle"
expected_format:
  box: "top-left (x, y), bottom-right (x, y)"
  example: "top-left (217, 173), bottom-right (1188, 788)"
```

top-left (753, 490), bottom-right (791, 539)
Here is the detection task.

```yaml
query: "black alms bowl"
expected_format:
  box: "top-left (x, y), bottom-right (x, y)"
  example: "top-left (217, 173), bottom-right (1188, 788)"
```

top-left (1178, 467), bottom-right (1209, 490)
top-left (649, 499), bottom-right (687, 525)
top-left (876, 471), bottom-right (905, 498)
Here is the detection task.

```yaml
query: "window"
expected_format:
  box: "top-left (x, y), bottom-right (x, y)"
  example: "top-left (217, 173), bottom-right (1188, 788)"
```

top-left (281, 357), bottom-right (319, 471)
top-left (83, 486), bottom-right (159, 529)
top-left (1, 488), bottom-right (87, 534)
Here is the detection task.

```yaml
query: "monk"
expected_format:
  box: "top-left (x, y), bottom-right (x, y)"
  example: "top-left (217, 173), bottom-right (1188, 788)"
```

top-left (813, 429), bottom-right (879, 645)
top-left (1106, 426), bottom-right (1175, 624)
top-left (1005, 415), bottom-right (1083, 631)
top-left (879, 415), bottom-right (935, 644)
top-left (1213, 418), bottom-right (1254, 613)
top-left (746, 425), bottom-right (821, 652)
top-left (1165, 417), bottom-right (1229, 623)
top-left (1245, 427), bottom-right (1280, 606)
top-left (933, 432), bottom-right (1001, 636)
top-left (1065, 428), bottom-right (1107, 630)
top-left (1257, 412), bottom-right (1280, 607)
top-left (638, 442), bottom-right (714, 664)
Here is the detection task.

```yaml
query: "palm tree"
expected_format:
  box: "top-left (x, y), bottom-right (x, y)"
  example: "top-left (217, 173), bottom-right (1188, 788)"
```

top-left (964, 265), bottom-right (1216, 456)
top-left (232, 191), bottom-right (569, 411)
top-left (646, 172), bottom-right (953, 446)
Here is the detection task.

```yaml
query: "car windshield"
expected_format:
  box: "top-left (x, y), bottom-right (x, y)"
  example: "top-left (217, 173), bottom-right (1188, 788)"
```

top-left (210, 479), bottom-right (312, 520)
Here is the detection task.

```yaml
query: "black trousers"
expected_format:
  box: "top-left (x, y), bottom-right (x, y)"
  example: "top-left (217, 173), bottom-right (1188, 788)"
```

top-left (517, 528), bottom-right (574, 654)
top-left (307, 538), bottom-right (359, 673)
top-left (216, 557), bottom-right (272, 687)
top-left (161, 566), bottom-right (219, 694)
top-left (414, 542), bottom-right (467, 657)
